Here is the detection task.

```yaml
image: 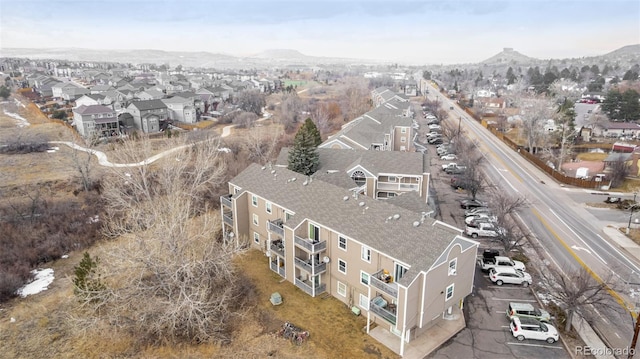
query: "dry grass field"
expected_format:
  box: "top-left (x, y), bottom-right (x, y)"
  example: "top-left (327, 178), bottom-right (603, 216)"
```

top-left (0, 96), bottom-right (398, 359)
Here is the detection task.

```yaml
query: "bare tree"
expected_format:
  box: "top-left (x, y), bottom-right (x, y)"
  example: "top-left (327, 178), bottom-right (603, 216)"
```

top-left (93, 136), bottom-right (255, 344)
top-left (539, 267), bottom-right (613, 332)
top-left (455, 138), bottom-right (486, 200)
top-left (70, 141), bottom-right (96, 192)
top-left (243, 125), bottom-right (284, 164)
top-left (278, 92), bottom-right (305, 132)
top-left (235, 89), bottom-right (265, 116)
top-left (487, 190), bottom-right (530, 252)
top-left (339, 77), bottom-right (371, 121)
top-left (311, 101), bottom-right (331, 137)
top-left (610, 157), bottom-right (630, 188)
top-left (520, 96), bottom-right (555, 154)
top-left (232, 111), bottom-right (258, 129)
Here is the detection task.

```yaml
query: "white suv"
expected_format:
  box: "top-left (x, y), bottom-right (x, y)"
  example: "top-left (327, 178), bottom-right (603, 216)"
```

top-left (510, 317), bottom-right (558, 344)
top-left (489, 267), bottom-right (532, 287)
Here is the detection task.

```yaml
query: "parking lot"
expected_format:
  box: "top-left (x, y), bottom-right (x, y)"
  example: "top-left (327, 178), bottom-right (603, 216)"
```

top-left (414, 106), bottom-right (571, 358)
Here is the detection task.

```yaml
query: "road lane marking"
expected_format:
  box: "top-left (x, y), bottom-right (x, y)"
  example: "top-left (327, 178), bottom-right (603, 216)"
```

top-left (549, 208), bottom-right (607, 265)
top-left (531, 208), bottom-right (632, 316)
top-left (490, 163), bottom-right (519, 193)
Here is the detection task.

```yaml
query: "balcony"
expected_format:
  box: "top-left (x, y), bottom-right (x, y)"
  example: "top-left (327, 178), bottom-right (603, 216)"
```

top-left (294, 235), bottom-right (327, 253)
top-left (270, 240), bottom-right (285, 257)
top-left (270, 260), bottom-right (286, 278)
top-left (220, 194), bottom-right (233, 208)
top-left (294, 257), bottom-right (327, 276)
top-left (370, 270), bottom-right (399, 298)
top-left (294, 278), bottom-right (327, 297)
top-left (268, 219), bottom-right (285, 237)
top-left (222, 213), bottom-right (233, 226)
top-left (377, 182), bottom-right (420, 191)
top-left (370, 296), bottom-right (397, 325)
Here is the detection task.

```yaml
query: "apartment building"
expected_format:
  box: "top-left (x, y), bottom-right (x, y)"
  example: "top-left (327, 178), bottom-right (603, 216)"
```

top-left (319, 98), bottom-right (414, 152)
top-left (276, 148), bottom-right (431, 205)
top-left (371, 86), bottom-right (410, 107)
top-left (220, 164), bottom-right (478, 356)
top-left (72, 105), bottom-right (119, 138)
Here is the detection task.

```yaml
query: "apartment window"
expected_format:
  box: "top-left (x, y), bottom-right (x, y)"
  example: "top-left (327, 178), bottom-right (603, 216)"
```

top-left (253, 214), bottom-right (259, 226)
top-left (446, 284), bottom-right (454, 301)
top-left (338, 236), bottom-right (347, 250)
top-left (337, 281), bottom-right (346, 297)
top-left (253, 232), bottom-right (260, 244)
top-left (388, 176), bottom-right (397, 182)
top-left (360, 271), bottom-right (369, 285)
top-left (400, 137), bottom-right (406, 143)
top-left (234, 187), bottom-right (240, 194)
top-left (361, 247), bottom-right (371, 263)
top-left (266, 202), bottom-right (272, 214)
top-left (359, 293), bottom-right (369, 310)
top-left (338, 259), bottom-right (347, 274)
top-left (251, 195), bottom-right (258, 207)
top-left (401, 127), bottom-right (407, 133)
top-left (285, 212), bottom-right (292, 221)
top-left (449, 258), bottom-right (457, 276)
top-left (395, 263), bottom-right (408, 281)
top-left (351, 170), bottom-right (366, 186)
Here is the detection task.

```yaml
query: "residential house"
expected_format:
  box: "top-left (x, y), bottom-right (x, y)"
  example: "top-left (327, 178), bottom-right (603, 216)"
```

top-left (220, 163), bottom-right (478, 357)
top-left (599, 122), bottom-right (640, 139)
top-left (197, 86), bottom-right (231, 102)
top-left (74, 94), bottom-right (107, 108)
top-left (90, 84), bottom-right (115, 94)
top-left (126, 99), bottom-right (168, 133)
top-left (276, 148), bottom-right (432, 205)
top-left (31, 76), bottom-right (61, 97)
top-left (162, 94), bottom-right (197, 123)
top-left (403, 83), bottom-right (417, 97)
top-left (51, 82), bottom-right (90, 101)
top-left (72, 105), bottom-right (119, 138)
top-left (320, 98), bottom-right (414, 152)
top-left (135, 88), bottom-right (165, 101)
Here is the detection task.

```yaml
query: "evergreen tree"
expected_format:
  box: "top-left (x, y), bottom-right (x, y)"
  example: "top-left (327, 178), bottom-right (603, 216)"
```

top-left (288, 119), bottom-right (320, 176)
top-left (0, 85), bottom-right (10, 100)
top-left (73, 252), bottom-right (106, 301)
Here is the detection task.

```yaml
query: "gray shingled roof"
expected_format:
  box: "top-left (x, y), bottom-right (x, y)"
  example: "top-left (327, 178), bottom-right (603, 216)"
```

top-left (230, 163), bottom-right (463, 286)
top-left (73, 105), bottom-right (114, 115)
top-left (129, 99), bottom-right (167, 111)
top-left (276, 148), bottom-right (426, 177)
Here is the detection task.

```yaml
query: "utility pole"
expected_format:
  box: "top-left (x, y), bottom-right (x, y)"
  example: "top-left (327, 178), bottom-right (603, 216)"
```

top-left (627, 192), bottom-right (638, 235)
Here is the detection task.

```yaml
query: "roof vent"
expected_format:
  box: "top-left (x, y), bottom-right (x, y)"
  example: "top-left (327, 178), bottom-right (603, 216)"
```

top-left (291, 177), bottom-right (296, 182)
top-left (261, 166), bottom-right (266, 170)
top-left (271, 170), bottom-right (276, 174)
top-left (413, 221), bottom-right (420, 227)
top-left (393, 214), bottom-right (400, 220)
top-left (343, 196), bottom-right (349, 201)
top-left (303, 180), bottom-right (308, 186)
top-left (358, 201), bottom-right (365, 207)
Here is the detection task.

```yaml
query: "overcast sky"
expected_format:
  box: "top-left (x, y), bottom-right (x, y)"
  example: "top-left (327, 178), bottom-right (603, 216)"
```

top-left (1, 0), bottom-right (638, 65)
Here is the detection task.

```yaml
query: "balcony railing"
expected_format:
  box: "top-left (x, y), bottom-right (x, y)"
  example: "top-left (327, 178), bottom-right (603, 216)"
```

top-left (220, 194), bottom-right (233, 208)
top-left (294, 278), bottom-right (326, 297)
top-left (268, 220), bottom-right (285, 237)
top-left (294, 257), bottom-right (327, 275)
top-left (370, 298), bottom-right (397, 325)
top-left (294, 235), bottom-right (327, 253)
top-left (270, 260), bottom-right (286, 278)
top-left (377, 182), bottom-right (420, 191)
top-left (270, 240), bottom-right (285, 257)
top-left (370, 270), bottom-right (399, 298)
top-left (222, 214), bottom-right (233, 226)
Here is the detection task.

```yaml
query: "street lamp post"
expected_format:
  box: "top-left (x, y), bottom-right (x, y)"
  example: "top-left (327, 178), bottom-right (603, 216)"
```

top-left (628, 193), bottom-right (638, 235)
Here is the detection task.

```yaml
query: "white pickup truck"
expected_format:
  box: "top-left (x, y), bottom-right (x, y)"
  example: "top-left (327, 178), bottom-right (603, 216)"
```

top-left (478, 256), bottom-right (526, 272)
top-left (465, 222), bottom-right (502, 238)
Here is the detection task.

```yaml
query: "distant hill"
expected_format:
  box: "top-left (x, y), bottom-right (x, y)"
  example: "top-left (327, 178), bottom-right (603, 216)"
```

top-left (480, 48), bottom-right (538, 65)
top-left (603, 44), bottom-right (640, 57)
top-left (0, 47), bottom-right (382, 69)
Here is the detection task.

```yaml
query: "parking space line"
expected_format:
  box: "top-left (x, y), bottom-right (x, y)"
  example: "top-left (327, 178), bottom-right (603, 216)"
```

top-left (491, 297), bottom-right (537, 302)
top-left (506, 342), bottom-right (564, 349)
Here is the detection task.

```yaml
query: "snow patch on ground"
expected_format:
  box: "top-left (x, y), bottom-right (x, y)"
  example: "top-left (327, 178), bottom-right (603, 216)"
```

top-left (3, 109), bottom-right (31, 127)
top-left (218, 147), bottom-right (231, 153)
top-left (16, 268), bottom-right (54, 297)
top-left (14, 98), bottom-right (26, 108)
top-left (536, 292), bottom-right (560, 306)
top-left (61, 254), bottom-right (69, 259)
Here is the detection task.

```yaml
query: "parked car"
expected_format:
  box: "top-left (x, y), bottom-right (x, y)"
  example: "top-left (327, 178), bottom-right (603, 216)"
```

top-left (429, 138), bottom-right (443, 145)
top-left (489, 267), bottom-right (532, 287)
top-left (460, 199), bottom-right (487, 209)
top-left (465, 207), bottom-right (492, 217)
top-left (441, 154), bottom-right (457, 161)
top-left (510, 317), bottom-right (558, 343)
top-left (465, 213), bottom-right (497, 225)
top-left (428, 124), bottom-right (441, 130)
top-left (507, 302), bottom-right (551, 322)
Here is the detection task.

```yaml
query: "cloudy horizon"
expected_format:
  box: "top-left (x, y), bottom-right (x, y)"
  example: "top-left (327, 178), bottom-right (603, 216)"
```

top-left (1, 0), bottom-right (638, 65)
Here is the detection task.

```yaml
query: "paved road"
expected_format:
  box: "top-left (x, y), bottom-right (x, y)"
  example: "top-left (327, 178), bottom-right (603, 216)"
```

top-left (426, 88), bottom-right (638, 354)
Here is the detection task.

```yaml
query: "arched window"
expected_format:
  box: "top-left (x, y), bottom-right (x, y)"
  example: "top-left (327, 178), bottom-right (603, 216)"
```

top-left (351, 170), bottom-right (366, 186)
